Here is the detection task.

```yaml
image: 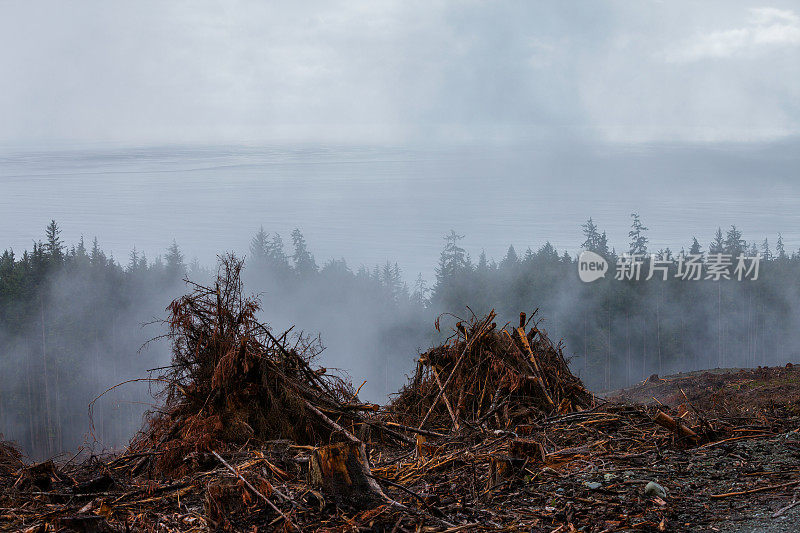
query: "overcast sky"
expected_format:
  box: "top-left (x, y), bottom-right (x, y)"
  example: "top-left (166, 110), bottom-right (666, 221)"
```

top-left (1, 1), bottom-right (799, 145)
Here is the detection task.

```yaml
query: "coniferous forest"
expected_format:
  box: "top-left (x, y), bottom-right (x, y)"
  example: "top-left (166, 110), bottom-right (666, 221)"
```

top-left (1, 217), bottom-right (799, 457)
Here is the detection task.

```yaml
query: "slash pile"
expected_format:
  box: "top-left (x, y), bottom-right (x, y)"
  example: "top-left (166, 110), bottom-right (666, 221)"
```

top-left (390, 310), bottom-right (593, 431)
top-left (128, 255), bottom-right (373, 476)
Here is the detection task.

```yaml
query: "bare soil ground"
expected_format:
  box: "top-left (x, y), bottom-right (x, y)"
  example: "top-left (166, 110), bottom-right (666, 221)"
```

top-left (606, 364), bottom-right (800, 532)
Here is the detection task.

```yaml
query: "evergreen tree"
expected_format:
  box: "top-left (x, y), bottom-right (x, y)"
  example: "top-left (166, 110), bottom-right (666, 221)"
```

top-left (164, 240), bottom-right (185, 279)
top-left (320, 257), bottom-right (350, 278)
top-left (411, 273), bottom-right (429, 306)
top-left (597, 231), bottom-right (610, 258)
top-left (435, 231), bottom-right (470, 281)
top-left (44, 220), bottom-right (64, 264)
top-left (380, 261), bottom-right (405, 302)
top-left (628, 213), bottom-right (648, 255)
top-left (73, 237), bottom-right (89, 266)
top-left (476, 250), bottom-right (489, 273)
top-left (581, 218), bottom-right (609, 256)
top-left (581, 218), bottom-right (600, 252)
top-left (90, 238), bottom-right (105, 267)
top-left (724, 225), bottom-right (746, 256)
top-left (500, 245), bottom-right (519, 270)
top-left (291, 229), bottom-right (317, 276)
top-left (431, 231), bottom-right (472, 308)
top-left (249, 226), bottom-right (270, 265)
top-left (537, 241), bottom-right (559, 261)
top-left (267, 233), bottom-right (291, 272)
top-left (688, 237), bottom-right (702, 256)
top-left (128, 246), bottom-right (139, 272)
top-left (776, 233), bottom-right (787, 260)
top-left (709, 228), bottom-right (725, 254)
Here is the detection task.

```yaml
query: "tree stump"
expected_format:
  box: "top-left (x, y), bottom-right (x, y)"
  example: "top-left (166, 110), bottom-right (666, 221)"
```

top-left (488, 438), bottom-right (546, 489)
top-left (309, 442), bottom-right (386, 508)
top-left (509, 438), bottom-right (546, 463)
top-left (416, 434), bottom-right (426, 460)
top-left (24, 460), bottom-right (56, 491)
top-left (488, 455), bottom-right (526, 488)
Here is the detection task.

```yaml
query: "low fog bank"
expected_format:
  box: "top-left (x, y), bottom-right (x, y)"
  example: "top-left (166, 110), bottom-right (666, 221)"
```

top-left (240, 228), bottom-right (434, 403)
top-left (0, 231), bottom-right (194, 458)
top-left (0, 224), bottom-right (436, 458)
top-left (2, 219), bottom-right (800, 458)
top-left (443, 223), bottom-right (800, 392)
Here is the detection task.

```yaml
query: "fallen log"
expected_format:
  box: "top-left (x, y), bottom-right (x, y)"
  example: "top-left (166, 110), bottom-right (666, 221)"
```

top-left (653, 410), bottom-right (700, 445)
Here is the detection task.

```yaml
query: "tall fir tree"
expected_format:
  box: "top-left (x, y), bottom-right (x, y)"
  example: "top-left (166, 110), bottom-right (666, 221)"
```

top-left (628, 213), bottom-right (648, 256)
top-left (688, 237), bottom-right (702, 256)
top-left (249, 226), bottom-right (270, 265)
top-left (709, 228), bottom-right (725, 254)
top-left (44, 220), bottom-right (64, 264)
top-left (724, 225), bottom-right (746, 256)
top-left (164, 240), bottom-right (186, 279)
top-left (776, 233), bottom-right (787, 259)
top-left (291, 229), bottom-right (317, 276)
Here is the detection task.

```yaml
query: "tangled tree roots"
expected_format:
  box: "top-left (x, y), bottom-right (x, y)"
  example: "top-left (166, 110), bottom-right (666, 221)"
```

top-left (390, 310), bottom-right (594, 430)
top-left (131, 255), bottom-right (369, 475)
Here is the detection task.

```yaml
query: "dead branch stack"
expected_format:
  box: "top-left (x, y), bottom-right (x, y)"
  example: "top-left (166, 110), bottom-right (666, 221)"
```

top-left (131, 255), bottom-right (369, 474)
top-left (390, 310), bottom-right (593, 430)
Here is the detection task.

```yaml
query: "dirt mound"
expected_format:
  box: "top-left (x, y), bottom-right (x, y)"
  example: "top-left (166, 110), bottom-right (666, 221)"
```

top-left (130, 255), bottom-right (372, 475)
top-left (389, 310), bottom-right (593, 430)
top-left (611, 364), bottom-right (800, 420)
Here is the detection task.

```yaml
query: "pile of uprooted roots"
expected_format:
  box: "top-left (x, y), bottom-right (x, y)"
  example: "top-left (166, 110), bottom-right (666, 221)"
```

top-left (390, 310), bottom-right (594, 430)
top-left (131, 255), bottom-right (370, 475)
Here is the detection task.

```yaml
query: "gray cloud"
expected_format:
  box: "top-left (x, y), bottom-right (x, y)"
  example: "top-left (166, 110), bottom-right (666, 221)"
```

top-left (0, 1), bottom-right (798, 144)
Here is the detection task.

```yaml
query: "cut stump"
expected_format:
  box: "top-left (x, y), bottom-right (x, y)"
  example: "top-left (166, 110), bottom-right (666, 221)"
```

top-left (309, 442), bottom-right (385, 508)
top-left (488, 438), bottom-right (545, 488)
top-left (509, 438), bottom-right (546, 463)
top-left (488, 455), bottom-right (526, 488)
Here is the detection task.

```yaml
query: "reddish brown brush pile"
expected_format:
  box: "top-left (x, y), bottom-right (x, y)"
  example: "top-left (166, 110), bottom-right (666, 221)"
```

top-left (131, 255), bottom-right (369, 475)
top-left (390, 310), bottom-right (593, 430)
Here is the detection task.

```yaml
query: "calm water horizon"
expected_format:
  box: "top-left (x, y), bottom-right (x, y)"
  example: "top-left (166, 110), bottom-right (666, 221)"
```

top-left (2, 140), bottom-right (798, 281)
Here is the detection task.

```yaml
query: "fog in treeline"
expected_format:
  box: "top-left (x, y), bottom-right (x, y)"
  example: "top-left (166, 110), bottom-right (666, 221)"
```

top-left (2, 217), bottom-right (800, 458)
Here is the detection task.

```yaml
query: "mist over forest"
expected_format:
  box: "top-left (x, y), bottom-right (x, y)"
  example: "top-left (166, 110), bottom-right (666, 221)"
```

top-left (2, 217), bottom-right (798, 458)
